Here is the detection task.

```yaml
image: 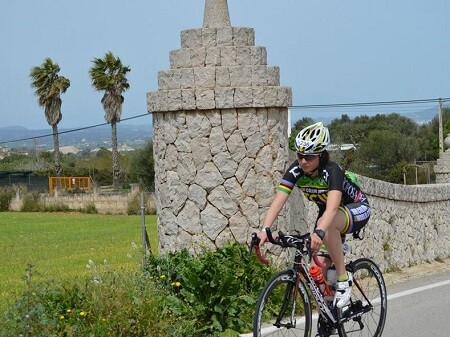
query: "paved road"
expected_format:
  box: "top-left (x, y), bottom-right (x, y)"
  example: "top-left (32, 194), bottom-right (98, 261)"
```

top-left (242, 259), bottom-right (450, 336)
top-left (382, 269), bottom-right (450, 337)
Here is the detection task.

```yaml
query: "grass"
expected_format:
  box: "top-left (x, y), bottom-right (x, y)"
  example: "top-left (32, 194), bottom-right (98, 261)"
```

top-left (0, 212), bottom-right (157, 313)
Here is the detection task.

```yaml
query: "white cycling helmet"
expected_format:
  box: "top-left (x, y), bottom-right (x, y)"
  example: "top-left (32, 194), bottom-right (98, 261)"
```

top-left (294, 122), bottom-right (330, 154)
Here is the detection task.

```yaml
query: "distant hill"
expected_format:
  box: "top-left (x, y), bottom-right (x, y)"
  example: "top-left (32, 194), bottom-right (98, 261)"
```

top-left (291, 102), bottom-right (449, 125)
top-left (0, 124), bottom-right (152, 149)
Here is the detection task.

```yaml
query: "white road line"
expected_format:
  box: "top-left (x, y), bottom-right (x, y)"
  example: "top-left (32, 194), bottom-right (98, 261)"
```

top-left (387, 279), bottom-right (450, 301)
top-left (241, 279), bottom-right (450, 336)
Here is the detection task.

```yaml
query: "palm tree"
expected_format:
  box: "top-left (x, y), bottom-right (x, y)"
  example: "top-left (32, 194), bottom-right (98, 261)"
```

top-left (30, 58), bottom-right (70, 177)
top-left (89, 51), bottom-right (130, 188)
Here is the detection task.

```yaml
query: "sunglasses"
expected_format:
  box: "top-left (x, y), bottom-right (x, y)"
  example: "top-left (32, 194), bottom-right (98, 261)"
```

top-left (297, 153), bottom-right (319, 161)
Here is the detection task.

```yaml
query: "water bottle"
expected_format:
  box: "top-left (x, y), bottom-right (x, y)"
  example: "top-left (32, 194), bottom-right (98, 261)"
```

top-left (310, 266), bottom-right (333, 298)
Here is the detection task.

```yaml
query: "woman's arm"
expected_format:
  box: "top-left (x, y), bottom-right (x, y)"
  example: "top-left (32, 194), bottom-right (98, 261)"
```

top-left (257, 190), bottom-right (290, 244)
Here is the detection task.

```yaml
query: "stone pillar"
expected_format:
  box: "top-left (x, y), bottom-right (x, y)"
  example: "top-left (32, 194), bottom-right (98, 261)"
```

top-left (147, 0), bottom-right (292, 254)
top-left (435, 135), bottom-right (450, 183)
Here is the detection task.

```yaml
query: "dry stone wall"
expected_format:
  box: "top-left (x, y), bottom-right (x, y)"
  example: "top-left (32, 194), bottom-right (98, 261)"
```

top-left (290, 171), bottom-right (450, 272)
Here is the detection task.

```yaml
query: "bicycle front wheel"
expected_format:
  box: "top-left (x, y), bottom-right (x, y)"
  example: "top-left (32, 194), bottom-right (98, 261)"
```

top-left (341, 258), bottom-right (387, 337)
top-left (253, 270), bottom-right (312, 337)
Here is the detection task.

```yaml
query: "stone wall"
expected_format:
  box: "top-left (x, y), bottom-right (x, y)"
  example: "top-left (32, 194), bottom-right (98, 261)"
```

top-left (289, 172), bottom-right (450, 272)
top-left (10, 190), bottom-right (156, 215)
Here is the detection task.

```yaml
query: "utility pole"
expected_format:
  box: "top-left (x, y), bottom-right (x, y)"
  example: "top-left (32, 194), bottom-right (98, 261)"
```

top-left (438, 98), bottom-right (444, 156)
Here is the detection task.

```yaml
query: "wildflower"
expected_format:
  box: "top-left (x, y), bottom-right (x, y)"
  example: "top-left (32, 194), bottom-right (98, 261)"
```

top-left (60, 315), bottom-right (65, 320)
top-left (171, 281), bottom-right (182, 287)
top-left (79, 311), bottom-right (87, 317)
top-left (160, 274), bottom-right (166, 279)
top-left (66, 308), bottom-right (72, 313)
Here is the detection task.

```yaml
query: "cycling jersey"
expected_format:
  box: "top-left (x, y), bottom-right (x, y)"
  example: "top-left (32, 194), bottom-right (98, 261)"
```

top-left (278, 160), bottom-right (369, 214)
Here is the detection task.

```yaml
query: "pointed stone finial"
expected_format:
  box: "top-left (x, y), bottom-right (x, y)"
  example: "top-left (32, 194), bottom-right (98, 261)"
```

top-left (203, 0), bottom-right (231, 28)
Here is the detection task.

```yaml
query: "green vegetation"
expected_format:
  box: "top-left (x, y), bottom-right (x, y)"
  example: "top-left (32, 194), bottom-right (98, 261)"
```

top-left (144, 244), bottom-right (274, 336)
top-left (29, 58), bottom-right (71, 177)
top-left (89, 51), bottom-right (131, 188)
top-left (291, 109), bottom-right (450, 183)
top-left (0, 212), bottom-right (157, 314)
top-left (1, 214), bottom-right (273, 336)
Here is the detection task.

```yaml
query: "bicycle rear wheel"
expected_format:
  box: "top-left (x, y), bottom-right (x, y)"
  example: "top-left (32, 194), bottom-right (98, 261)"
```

top-left (340, 258), bottom-right (387, 337)
top-left (253, 270), bottom-right (312, 337)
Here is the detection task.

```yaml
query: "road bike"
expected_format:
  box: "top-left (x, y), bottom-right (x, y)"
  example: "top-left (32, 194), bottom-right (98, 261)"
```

top-left (250, 228), bottom-right (387, 337)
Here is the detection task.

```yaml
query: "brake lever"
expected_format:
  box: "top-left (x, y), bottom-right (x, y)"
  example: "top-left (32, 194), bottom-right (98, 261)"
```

top-left (250, 232), bottom-right (270, 265)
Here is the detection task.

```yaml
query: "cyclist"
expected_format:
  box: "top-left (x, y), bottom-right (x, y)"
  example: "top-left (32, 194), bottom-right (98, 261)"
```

top-left (257, 122), bottom-right (371, 308)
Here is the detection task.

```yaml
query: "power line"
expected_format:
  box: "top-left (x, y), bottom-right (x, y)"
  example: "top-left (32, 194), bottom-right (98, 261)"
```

top-left (0, 113), bottom-right (149, 146)
top-left (289, 97), bottom-right (450, 110)
top-left (1, 97), bottom-right (449, 146)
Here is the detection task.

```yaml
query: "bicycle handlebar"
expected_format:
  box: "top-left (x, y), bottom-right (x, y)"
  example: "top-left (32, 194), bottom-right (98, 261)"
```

top-left (250, 228), bottom-right (327, 267)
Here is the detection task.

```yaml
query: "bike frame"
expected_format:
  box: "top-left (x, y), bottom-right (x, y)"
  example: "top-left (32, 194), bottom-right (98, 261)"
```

top-left (291, 242), bottom-right (338, 326)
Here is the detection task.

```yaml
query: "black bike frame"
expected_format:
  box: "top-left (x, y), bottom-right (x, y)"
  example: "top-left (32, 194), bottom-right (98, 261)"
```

top-left (293, 247), bottom-right (338, 326)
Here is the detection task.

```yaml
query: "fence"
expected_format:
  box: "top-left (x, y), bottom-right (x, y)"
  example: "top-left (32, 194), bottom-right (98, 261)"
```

top-left (49, 176), bottom-right (92, 193)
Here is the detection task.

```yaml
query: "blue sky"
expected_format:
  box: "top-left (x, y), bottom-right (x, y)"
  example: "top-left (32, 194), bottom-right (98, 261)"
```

top-left (1, 0), bottom-right (450, 130)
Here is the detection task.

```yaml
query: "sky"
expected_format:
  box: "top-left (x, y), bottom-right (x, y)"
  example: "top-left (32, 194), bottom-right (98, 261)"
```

top-left (1, 0), bottom-right (450, 130)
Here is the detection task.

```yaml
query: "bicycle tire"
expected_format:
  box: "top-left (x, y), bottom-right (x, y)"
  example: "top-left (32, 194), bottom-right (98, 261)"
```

top-left (339, 258), bottom-right (387, 337)
top-left (253, 270), bottom-right (312, 337)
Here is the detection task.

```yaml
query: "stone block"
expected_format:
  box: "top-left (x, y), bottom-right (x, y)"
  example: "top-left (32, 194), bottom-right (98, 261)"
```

top-left (194, 67), bottom-right (216, 88)
top-left (181, 29), bottom-right (202, 48)
top-left (205, 47), bottom-right (221, 66)
top-left (178, 69), bottom-right (195, 89)
top-left (181, 89), bottom-right (196, 110)
top-left (196, 88), bottom-right (216, 109)
top-left (170, 49), bottom-right (192, 69)
top-left (159, 90), bottom-right (182, 111)
top-left (229, 66), bottom-right (252, 87)
top-left (147, 92), bottom-right (159, 113)
top-left (215, 87), bottom-right (234, 109)
top-left (216, 27), bottom-right (233, 45)
top-left (235, 47), bottom-right (252, 65)
top-left (267, 66), bottom-right (280, 86)
top-left (201, 28), bottom-right (217, 47)
top-left (251, 46), bottom-right (267, 65)
top-left (216, 67), bottom-right (231, 87)
top-left (220, 47), bottom-right (237, 66)
top-left (264, 87), bottom-right (278, 107)
top-left (277, 87), bottom-right (293, 107)
top-left (252, 87), bottom-right (266, 107)
top-left (234, 87), bottom-right (253, 108)
top-left (252, 65), bottom-right (269, 86)
top-left (191, 47), bottom-right (206, 67)
top-left (158, 70), bottom-right (178, 90)
top-left (232, 27), bottom-right (255, 46)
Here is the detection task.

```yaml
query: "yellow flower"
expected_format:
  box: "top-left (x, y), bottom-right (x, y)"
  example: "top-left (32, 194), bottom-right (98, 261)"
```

top-left (66, 308), bottom-right (72, 313)
top-left (171, 281), bottom-right (181, 287)
top-left (160, 275), bottom-right (166, 279)
top-left (80, 311), bottom-right (87, 317)
top-left (60, 315), bottom-right (65, 320)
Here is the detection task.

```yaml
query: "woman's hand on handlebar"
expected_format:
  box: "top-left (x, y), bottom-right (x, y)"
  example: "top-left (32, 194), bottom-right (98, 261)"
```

top-left (310, 232), bottom-right (322, 254)
top-left (257, 228), bottom-right (268, 246)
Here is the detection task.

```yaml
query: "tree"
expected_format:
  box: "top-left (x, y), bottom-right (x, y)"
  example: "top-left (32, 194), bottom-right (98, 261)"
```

top-left (128, 141), bottom-right (155, 191)
top-left (30, 58), bottom-right (70, 176)
top-left (89, 52), bottom-right (130, 188)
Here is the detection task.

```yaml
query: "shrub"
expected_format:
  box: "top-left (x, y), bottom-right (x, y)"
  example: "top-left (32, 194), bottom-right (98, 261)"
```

top-left (44, 202), bottom-right (70, 213)
top-left (144, 242), bottom-right (274, 336)
top-left (2, 263), bottom-right (174, 337)
top-left (0, 187), bottom-right (15, 211)
top-left (3, 243), bottom-right (273, 336)
top-left (20, 191), bottom-right (43, 212)
top-left (79, 202), bottom-right (98, 214)
top-left (127, 192), bottom-right (155, 215)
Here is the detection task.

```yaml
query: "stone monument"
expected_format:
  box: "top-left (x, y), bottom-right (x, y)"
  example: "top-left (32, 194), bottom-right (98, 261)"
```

top-left (435, 134), bottom-right (450, 183)
top-left (147, 0), bottom-right (292, 253)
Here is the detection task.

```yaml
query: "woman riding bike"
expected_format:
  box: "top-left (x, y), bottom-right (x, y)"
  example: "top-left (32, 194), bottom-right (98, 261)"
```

top-left (257, 122), bottom-right (371, 308)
